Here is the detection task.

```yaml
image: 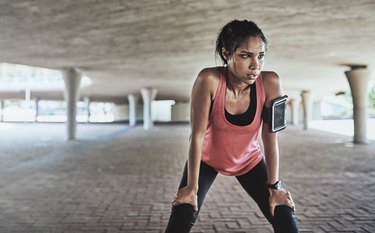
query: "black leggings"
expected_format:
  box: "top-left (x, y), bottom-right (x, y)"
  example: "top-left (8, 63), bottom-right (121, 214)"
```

top-left (165, 159), bottom-right (299, 233)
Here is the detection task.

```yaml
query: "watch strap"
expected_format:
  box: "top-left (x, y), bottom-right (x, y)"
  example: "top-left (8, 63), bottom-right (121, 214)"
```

top-left (266, 181), bottom-right (282, 189)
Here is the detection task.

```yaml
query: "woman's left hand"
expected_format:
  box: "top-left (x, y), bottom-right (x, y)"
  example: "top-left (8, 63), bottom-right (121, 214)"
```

top-left (172, 186), bottom-right (198, 212)
top-left (268, 189), bottom-right (295, 217)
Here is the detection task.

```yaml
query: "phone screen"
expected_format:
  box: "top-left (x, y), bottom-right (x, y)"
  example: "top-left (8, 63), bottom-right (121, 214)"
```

top-left (271, 95), bottom-right (288, 132)
top-left (273, 102), bottom-right (286, 130)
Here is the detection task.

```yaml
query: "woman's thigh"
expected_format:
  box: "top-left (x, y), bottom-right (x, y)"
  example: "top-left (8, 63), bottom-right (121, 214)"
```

top-left (164, 161), bottom-right (218, 233)
top-left (235, 159), bottom-right (271, 220)
top-left (178, 161), bottom-right (218, 209)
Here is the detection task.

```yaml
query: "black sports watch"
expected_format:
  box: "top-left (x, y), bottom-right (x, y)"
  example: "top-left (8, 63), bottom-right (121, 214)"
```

top-left (266, 181), bottom-right (283, 190)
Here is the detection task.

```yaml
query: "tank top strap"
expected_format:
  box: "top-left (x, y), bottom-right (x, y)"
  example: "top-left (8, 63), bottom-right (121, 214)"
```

top-left (255, 73), bottom-right (265, 105)
top-left (218, 68), bottom-right (227, 99)
top-left (210, 68), bottom-right (226, 117)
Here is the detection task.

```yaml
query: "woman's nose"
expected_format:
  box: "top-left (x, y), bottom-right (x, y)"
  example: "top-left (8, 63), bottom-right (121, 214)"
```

top-left (249, 58), bottom-right (259, 70)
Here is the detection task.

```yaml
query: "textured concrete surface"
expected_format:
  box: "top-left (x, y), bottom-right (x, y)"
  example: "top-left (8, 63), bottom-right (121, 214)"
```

top-left (1, 1), bottom-right (375, 101)
top-left (0, 122), bottom-right (374, 233)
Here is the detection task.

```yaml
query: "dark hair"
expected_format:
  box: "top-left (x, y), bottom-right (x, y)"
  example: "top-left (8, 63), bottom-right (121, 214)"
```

top-left (215, 20), bottom-right (268, 65)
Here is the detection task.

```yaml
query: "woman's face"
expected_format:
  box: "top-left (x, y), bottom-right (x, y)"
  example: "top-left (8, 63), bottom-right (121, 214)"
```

top-left (225, 36), bottom-right (266, 85)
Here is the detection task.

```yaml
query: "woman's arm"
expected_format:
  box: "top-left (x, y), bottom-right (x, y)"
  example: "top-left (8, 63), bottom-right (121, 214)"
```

top-left (172, 68), bottom-right (218, 211)
top-left (261, 72), bottom-right (295, 217)
top-left (262, 127), bottom-right (280, 185)
top-left (187, 68), bottom-right (214, 191)
top-left (261, 71), bottom-right (283, 184)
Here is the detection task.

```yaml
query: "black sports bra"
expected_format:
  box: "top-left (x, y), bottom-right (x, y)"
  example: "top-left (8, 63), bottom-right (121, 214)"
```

top-left (209, 83), bottom-right (257, 126)
top-left (225, 83), bottom-right (256, 126)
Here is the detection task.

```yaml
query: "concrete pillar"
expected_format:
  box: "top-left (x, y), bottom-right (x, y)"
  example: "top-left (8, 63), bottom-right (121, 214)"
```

top-left (84, 97), bottom-right (91, 123)
top-left (289, 98), bottom-right (300, 126)
top-left (0, 100), bottom-right (4, 122)
top-left (301, 90), bottom-right (312, 130)
top-left (62, 68), bottom-right (82, 140)
top-left (25, 88), bottom-right (31, 104)
top-left (345, 66), bottom-right (372, 144)
top-left (141, 88), bottom-right (158, 129)
top-left (127, 94), bottom-right (139, 127)
top-left (34, 98), bottom-right (40, 122)
top-left (25, 88), bottom-right (32, 122)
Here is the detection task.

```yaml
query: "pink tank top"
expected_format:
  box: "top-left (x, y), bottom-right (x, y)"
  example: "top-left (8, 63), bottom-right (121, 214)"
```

top-left (201, 69), bottom-right (265, 176)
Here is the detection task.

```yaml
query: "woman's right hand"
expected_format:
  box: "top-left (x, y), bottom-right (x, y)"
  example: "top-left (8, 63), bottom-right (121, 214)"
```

top-left (172, 186), bottom-right (198, 212)
top-left (268, 188), bottom-right (295, 217)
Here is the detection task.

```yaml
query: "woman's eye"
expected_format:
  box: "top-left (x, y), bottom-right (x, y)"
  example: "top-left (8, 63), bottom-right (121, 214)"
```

top-left (240, 54), bottom-right (250, 59)
top-left (258, 54), bottom-right (265, 59)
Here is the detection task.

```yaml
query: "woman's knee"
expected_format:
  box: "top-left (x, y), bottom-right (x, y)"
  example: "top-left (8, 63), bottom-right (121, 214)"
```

top-left (274, 205), bottom-right (296, 218)
top-left (272, 205), bottom-right (299, 233)
top-left (165, 204), bottom-right (198, 233)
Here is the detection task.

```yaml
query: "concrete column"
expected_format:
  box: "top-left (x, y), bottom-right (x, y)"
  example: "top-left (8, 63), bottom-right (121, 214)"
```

top-left (345, 66), bottom-right (372, 144)
top-left (301, 90), bottom-right (312, 130)
top-left (62, 68), bottom-right (82, 140)
top-left (289, 98), bottom-right (300, 126)
top-left (141, 88), bottom-right (158, 129)
top-left (25, 88), bottom-right (32, 122)
top-left (34, 98), bottom-right (40, 122)
top-left (0, 100), bottom-right (4, 122)
top-left (127, 94), bottom-right (139, 127)
top-left (84, 97), bottom-right (91, 123)
top-left (25, 88), bottom-right (31, 104)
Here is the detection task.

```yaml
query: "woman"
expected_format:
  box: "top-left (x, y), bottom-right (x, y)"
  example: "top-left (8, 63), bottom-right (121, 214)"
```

top-left (165, 20), bottom-right (299, 233)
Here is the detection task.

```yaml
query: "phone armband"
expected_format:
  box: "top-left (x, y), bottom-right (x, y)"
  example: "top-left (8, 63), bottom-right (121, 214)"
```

top-left (269, 95), bottom-right (288, 133)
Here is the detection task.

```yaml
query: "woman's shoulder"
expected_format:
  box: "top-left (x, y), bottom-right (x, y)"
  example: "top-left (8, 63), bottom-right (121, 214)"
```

top-left (260, 71), bottom-right (283, 102)
top-left (193, 67), bottom-right (223, 100)
top-left (195, 66), bottom-right (223, 87)
top-left (260, 71), bottom-right (281, 87)
top-left (261, 71), bottom-right (279, 81)
top-left (197, 66), bottom-right (223, 80)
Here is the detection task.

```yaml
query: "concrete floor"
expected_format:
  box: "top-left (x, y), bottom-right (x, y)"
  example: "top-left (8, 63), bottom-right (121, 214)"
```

top-left (0, 122), bottom-right (374, 233)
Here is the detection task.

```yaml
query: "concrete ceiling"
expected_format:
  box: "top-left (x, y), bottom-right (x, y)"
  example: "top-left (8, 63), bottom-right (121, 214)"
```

top-left (0, 0), bottom-right (375, 103)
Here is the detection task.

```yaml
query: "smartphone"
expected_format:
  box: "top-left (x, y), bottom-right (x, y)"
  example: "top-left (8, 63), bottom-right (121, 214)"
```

top-left (270, 95), bottom-right (288, 133)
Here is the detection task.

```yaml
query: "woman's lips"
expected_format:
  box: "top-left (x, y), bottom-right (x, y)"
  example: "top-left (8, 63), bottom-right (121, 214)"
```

top-left (247, 73), bottom-right (259, 79)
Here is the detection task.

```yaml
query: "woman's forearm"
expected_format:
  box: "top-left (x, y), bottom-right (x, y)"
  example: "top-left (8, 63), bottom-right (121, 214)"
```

top-left (187, 137), bottom-right (204, 192)
top-left (264, 141), bottom-right (279, 184)
top-left (262, 124), bottom-right (280, 184)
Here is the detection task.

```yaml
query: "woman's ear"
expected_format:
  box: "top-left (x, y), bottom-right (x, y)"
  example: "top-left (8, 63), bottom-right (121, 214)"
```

top-left (221, 48), bottom-right (230, 62)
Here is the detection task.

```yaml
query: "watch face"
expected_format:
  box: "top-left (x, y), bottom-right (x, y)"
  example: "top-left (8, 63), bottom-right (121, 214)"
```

top-left (275, 182), bottom-right (282, 189)
top-left (267, 181), bottom-right (282, 189)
